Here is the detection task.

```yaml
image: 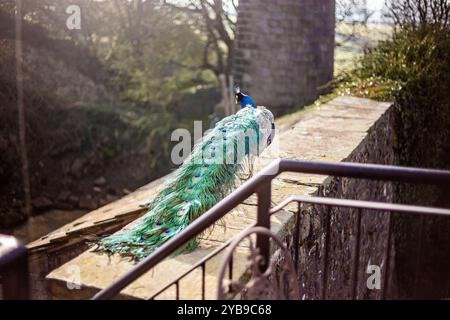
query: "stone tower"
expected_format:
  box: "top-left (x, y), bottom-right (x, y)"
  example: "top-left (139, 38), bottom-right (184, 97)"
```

top-left (233, 0), bottom-right (335, 114)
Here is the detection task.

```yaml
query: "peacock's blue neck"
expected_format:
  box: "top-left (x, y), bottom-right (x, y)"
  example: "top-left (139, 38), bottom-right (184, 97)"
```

top-left (241, 95), bottom-right (256, 109)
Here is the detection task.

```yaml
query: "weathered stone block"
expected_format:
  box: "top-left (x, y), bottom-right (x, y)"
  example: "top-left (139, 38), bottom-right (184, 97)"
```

top-left (234, 0), bottom-right (335, 115)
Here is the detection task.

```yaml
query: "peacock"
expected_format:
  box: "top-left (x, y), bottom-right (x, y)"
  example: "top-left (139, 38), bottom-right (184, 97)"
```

top-left (96, 90), bottom-right (275, 261)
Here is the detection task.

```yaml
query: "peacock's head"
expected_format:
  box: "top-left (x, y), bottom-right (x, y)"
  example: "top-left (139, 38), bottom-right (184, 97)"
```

top-left (234, 86), bottom-right (245, 104)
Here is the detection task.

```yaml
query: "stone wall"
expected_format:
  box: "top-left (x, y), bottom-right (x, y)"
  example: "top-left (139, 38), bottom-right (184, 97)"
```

top-left (43, 96), bottom-right (393, 300)
top-left (291, 105), bottom-right (397, 299)
top-left (288, 101), bottom-right (450, 299)
top-left (31, 96), bottom-right (450, 299)
top-left (389, 99), bottom-right (450, 299)
top-left (233, 0), bottom-right (335, 115)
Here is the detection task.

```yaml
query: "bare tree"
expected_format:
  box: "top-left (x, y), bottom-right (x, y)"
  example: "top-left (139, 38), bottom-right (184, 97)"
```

top-left (109, 0), bottom-right (161, 56)
top-left (162, 0), bottom-right (236, 81)
top-left (387, 0), bottom-right (450, 28)
top-left (336, 0), bottom-right (375, 48)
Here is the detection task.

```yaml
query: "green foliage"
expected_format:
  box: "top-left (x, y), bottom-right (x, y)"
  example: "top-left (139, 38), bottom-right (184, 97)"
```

top-left (130, 111), bottom-right (178, 168)
top-left (5, 0), bottom-right (218, 109)
top-left (107, 26), bottom-right (214, 107)
top-left (85, 2), bottom-right (218, 108)
top-left (69, 104), bottom-right (178, 172)
top-left (335, 24), bottom-right (450, 171)
top-left (335, 26), bottom-right (450, 104)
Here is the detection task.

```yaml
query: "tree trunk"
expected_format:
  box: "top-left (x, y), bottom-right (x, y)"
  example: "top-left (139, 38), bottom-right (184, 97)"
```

top-left (15, 0), bottom-right (31, 218)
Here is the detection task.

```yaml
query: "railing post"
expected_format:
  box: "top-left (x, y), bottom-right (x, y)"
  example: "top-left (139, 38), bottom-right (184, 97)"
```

top-left (256, 181), bottom-right (271, 271)
top-left (0, 235), bottom-right (29, 300)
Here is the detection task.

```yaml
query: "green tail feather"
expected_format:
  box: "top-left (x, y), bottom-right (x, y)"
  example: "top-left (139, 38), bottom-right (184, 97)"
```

top-left (95, 107), bottom-right (273, 261)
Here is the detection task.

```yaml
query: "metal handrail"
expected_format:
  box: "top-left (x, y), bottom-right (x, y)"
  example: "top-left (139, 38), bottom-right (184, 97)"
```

top-left (148, 228), bottom-right (253, 300)
top-left (269, 195), bottom-right (450, 217)
top-left (92, 159), bottom-right (450, 300)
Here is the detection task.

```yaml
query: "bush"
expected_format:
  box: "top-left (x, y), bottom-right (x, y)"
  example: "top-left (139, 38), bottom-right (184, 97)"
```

top-left (336, 24), bottom-right (450, 170)
top-left (336, 26), bottom-right (450, 103)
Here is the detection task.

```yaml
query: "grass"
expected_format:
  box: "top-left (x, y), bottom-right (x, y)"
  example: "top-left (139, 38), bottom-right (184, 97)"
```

top-left (335, 22), bottom-right (393, 75)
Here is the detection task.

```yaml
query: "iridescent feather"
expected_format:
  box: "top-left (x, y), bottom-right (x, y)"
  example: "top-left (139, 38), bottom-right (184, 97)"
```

top-left (95, 107), bottom-right (275, 261)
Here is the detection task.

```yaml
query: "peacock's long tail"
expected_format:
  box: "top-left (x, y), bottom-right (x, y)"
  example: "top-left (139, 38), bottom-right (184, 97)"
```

top-left (96, 107), bottom-right (275, 261)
